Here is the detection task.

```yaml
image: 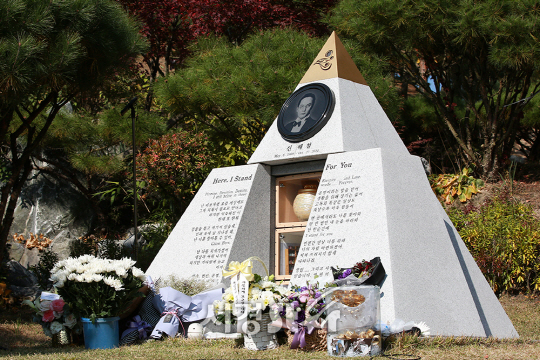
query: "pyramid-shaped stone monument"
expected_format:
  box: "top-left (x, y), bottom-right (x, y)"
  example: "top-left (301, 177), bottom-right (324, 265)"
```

top-left (147, 32), bottom-right (518, 338)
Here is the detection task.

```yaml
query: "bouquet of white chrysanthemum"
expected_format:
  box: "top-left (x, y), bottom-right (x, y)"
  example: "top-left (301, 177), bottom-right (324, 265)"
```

top-left (50, 255), bottom-right (146, 321)
top-left (213, 274), bottom-right (287, 324)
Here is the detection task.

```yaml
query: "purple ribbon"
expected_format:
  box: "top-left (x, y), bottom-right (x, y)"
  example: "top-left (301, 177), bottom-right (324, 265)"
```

top-left (290, 323), bottom-right (314, 349)
top-left (121, 315), bottom-right (152, 340)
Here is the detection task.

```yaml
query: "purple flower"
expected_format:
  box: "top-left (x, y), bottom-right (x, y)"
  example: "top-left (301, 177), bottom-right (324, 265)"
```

top-left (292, 300), bottom-right (300, 310)
top-left (299, 290), bottom-right (310, 303)
top-left (314, 291), bottom-right (321, 299)
top-left (300, 286), bottom-right (308, 292)
top-left (338, 268), bottom-right (352, 279)
top-left (295, 310), bottom-right (306, 323)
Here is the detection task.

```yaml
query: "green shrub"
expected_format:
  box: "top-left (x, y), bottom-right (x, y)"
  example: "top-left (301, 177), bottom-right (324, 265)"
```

top-left (69, 235), bottom-right (125, 260)
top-left (69, 236), bottom-right (99, 258)
top-left (448, 191), bottom-right (540, 295)
top-left (97, 238), bottom-right (125, 260)
top-left (28, 248), bottom-right (59, 290)
top-left (137, 220), bottom-right (173, 272)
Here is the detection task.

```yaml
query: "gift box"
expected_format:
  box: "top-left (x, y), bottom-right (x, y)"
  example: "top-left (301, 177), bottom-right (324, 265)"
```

top-left (327, 329), bottom-right (381, 357)
top-left (325, 286), bottom-right (381, 357)
top-left (325, 286), bottom-right (380, 333)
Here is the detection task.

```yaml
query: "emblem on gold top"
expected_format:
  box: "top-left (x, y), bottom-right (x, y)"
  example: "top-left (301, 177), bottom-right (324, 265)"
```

top-left (314, 50), bottom-right (334, 70)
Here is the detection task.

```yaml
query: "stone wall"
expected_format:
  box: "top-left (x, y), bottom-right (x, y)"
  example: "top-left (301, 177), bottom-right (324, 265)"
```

top-left (8, 171), bottom-right (95, 267)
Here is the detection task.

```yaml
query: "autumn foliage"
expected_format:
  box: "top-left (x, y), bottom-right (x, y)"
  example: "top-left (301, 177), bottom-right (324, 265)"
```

top-left (137, 131), bottom-right (214, 215)
top-left (117, 0), bottom-right (194, 74)
top-left (117, 0), bottom-right (337, 75)
top-left (187, 0), bottom-right (337, 43)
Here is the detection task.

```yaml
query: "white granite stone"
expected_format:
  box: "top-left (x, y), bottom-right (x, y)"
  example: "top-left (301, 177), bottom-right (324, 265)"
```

top-left (247, 78), bottom-right (409, 166)
top-left (289, 149), bottom-right (518, 338)
top-left (146, 164), bottom-right (271, 283)
top-left (147, 39), bottom-right (516, 338)
top-left (290, 149), bottom-right (395, 318)
top-left (225, 165), bottom-right (273, 278)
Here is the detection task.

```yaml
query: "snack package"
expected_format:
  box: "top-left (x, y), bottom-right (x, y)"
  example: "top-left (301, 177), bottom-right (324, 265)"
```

top-left (328, 328), bottom-right (381, 357)
top-left (325, 286), bottom-right (381, 357)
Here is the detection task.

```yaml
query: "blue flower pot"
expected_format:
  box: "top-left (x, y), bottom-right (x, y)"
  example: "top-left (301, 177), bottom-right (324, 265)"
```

top-left (81, 317), bottom-right (120, 349)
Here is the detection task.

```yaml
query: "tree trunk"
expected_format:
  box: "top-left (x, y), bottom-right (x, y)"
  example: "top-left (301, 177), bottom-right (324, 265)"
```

top-left (0, 158), bottom-right (32, 264)
top-left (0, 98), bottom-right (62, 264)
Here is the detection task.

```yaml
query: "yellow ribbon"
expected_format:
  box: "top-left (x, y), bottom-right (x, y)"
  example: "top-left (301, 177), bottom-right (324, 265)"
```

top-left (222, 256), bottom-right (269, 281)
top-left (222, 259), bottom-right (254, 281)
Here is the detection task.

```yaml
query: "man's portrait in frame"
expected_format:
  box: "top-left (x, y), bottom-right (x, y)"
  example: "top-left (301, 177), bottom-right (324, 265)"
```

top-left (277, 83), bottom-right (335, 142)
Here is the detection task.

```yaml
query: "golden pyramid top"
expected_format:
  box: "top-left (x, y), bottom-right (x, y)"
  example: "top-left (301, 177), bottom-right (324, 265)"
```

top-left (299, 32), bottom-right (367, 85)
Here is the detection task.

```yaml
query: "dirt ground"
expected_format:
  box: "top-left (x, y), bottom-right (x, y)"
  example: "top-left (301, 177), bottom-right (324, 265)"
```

top-left (511, 181), bottom-right (540, 216)
top-left (445, 179), bottom-right (540, 219)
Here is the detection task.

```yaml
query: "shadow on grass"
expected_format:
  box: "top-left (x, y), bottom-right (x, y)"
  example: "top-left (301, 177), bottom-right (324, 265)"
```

top-left (0, 312), bottom-right (87, 356)
top-left (0, 345), bottom-right (88, 357)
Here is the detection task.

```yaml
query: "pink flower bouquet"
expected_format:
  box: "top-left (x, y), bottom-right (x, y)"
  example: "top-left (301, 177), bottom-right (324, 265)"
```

top-left (23, 293), bottom-right (80, 338)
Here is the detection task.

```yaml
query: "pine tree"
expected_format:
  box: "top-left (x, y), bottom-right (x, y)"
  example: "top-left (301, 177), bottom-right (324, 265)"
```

top-left (34, 106), bottom-right (165, 229)
top-left (0, 0), bottom-right (146, 263)
top-left (329, 0), bottom-right (540, 179)
top-left (116, 0), bottom-right (338, 110)
top-left (155, 28), bottom-right (399, 165)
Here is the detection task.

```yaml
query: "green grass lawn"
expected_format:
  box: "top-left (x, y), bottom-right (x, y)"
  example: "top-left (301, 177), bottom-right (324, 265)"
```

top-left (1, 294), bottom-right (539, 359)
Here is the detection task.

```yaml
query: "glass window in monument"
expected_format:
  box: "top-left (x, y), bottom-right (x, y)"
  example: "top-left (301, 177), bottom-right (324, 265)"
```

top-left (274, 171), bottom-right (321, 279)
top-left (276, 229), bottom-right (304, 276)
top-left (276, 172), bottom-right (321, 226)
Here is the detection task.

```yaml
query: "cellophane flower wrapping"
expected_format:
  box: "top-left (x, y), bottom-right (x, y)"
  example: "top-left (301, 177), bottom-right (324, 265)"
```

top-left (23, 293), bottom-right (81, 338)
top-left (274, 281), bottom-right (326, 328)
top-left (333, 259), bottom-right (374, 280)
top-left (213, 274), bottom-right (287, 325)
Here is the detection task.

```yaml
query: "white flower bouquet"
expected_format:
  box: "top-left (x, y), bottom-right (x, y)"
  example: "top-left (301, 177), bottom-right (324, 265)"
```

top-left (50, 255), bottom-right (146, 321)
top-left (213, 274), bottom-right (287, 324)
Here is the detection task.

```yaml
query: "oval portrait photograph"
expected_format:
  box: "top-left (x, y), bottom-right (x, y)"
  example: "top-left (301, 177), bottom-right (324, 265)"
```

top-left (277, 83), bottom-right (335, 143)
